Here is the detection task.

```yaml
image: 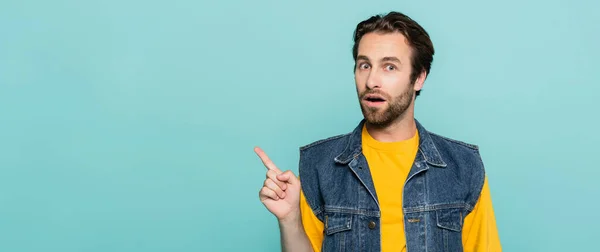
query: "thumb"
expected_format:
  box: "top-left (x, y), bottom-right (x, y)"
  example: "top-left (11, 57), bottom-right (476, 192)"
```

top-left (277, 170), bottom-right (299, 185)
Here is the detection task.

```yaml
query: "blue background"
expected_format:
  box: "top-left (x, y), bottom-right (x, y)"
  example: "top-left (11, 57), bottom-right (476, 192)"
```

top-left (1, 0), bottom-right (598, 251)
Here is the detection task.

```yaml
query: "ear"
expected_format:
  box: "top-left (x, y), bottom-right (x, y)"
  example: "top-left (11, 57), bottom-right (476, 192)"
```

top-left (413, 70), bottom-right (427, 92)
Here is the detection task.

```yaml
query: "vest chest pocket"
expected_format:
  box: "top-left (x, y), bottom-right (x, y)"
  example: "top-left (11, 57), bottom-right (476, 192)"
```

top-left (436, 208), bottom-right (464, 252)
top-left (322, 212), bottom-right (353, 251)
top-left (436, 208), bottom-right (463, 232)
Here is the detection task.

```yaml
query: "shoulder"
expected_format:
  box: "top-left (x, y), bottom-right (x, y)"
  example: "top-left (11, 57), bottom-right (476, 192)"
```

top-left (426, 131), bottom-right (487, 208)
top-left (299, 132), bottom-right (350, 152)
top-left (299, 119), bottom-right (364, 155)
top-left (297, 131), bottom-right (351, 172)
top-left (427, 131), bottom-right (480, 151)
top-left (426, 131), bottom-right (483, 164)
top-left (426, 130), bottom-right (485, 171)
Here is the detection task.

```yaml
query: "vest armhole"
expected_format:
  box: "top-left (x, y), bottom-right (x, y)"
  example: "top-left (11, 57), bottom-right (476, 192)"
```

top-left (299, 150), bottom-right (325, 222)
top-left (466, 148), bottom-right (487, 215)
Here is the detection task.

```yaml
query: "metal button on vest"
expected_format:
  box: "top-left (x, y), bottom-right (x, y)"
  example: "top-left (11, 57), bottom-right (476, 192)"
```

top-left (368, 221), bottom-right (376, 229)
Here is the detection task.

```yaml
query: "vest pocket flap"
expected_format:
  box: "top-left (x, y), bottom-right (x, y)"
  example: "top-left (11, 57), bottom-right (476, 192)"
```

top-left (323, 212), bottom-right (353, 235)
top-left (436, 208), bottom-right (463, 232)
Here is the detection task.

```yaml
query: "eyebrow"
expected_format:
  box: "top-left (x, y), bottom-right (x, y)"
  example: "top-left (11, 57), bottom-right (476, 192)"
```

top-left (356, 55), bottom-right (370, 62)
top-left (381, 56), bottom-right (401, 64)
top-left (356, 55), bottom-right (401, 64)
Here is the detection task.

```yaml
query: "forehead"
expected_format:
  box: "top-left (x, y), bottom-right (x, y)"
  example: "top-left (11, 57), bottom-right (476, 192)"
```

top-left (357, 32), bottom-right (412, 60)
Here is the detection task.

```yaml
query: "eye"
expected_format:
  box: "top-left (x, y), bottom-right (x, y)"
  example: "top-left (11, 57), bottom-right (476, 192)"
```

top-left (385, 64), bottom-right (396, 71)
top-left (358, 62), bottom-right (371, 70)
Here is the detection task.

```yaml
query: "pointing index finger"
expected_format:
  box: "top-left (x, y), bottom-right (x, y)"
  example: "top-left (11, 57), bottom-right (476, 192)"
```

top-left (254, 146), bottom-right (281, 172)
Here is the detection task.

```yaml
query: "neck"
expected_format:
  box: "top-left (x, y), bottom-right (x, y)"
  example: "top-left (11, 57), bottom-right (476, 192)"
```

top-left (365, 110), bottom-right (417, 143)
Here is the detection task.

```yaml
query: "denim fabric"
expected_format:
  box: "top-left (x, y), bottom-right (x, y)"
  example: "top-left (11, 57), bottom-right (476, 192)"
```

top-left (299, 119), bottom-right (485, 252)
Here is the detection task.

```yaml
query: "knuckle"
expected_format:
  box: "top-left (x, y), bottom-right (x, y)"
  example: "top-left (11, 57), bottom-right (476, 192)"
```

top-left (262, 188), bottom-right (272, 196)
top-left (267, 180), bottom-right (278, 189)
top-left (267, 170), bottom-right (275, 177)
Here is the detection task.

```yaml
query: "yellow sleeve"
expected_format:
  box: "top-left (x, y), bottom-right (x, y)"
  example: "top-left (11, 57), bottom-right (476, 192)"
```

top-left (300, 189), bottom-right (324, 252)
top-left (462, 176), bottom-right (502, 252)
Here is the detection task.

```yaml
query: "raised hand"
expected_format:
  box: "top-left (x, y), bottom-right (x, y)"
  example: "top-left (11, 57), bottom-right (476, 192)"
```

top-left (255, 146), bottom-right (301, 222)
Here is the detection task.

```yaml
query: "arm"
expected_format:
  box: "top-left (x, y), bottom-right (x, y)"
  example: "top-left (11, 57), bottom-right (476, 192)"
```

top-left (462, 176), bottom-right (502, 251)
top-left (278, 212), bottom-right (314, 252)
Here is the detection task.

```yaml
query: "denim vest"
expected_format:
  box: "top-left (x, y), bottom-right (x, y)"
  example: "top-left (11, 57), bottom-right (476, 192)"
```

top-left (299, 119), bottom-right (485, 252)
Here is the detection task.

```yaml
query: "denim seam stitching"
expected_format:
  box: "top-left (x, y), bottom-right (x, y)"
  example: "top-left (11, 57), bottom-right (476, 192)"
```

top-left (299, 133), bottom-right (350, 151)
top-left (429, 132), bottom-right (479, 150)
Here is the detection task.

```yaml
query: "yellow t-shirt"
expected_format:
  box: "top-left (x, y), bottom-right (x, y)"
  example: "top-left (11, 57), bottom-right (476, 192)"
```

top-left (300, 125), bottom-right (502, 251)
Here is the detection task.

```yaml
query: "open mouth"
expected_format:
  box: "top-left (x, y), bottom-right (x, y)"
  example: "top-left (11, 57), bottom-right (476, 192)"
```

top-left (365, 97), bottom-right (385, 102)
top-left (363, 94), bottom-right (386, 105)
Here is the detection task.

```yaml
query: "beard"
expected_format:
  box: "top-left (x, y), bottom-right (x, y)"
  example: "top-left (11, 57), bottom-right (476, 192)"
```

top-left (359, 85), bottom-right (414, 128)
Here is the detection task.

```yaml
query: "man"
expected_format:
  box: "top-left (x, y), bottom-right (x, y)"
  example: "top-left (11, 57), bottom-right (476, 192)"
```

top-left (256, 11), bottom-right (501, 252)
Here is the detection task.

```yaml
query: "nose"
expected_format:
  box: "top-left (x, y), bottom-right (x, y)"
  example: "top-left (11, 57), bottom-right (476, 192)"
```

top-left (365, 70), bottom-right (381, 90)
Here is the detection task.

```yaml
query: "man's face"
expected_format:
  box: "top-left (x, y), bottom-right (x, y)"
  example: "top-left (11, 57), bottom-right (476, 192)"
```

top-left (354, 32), bottom-right (424, 127)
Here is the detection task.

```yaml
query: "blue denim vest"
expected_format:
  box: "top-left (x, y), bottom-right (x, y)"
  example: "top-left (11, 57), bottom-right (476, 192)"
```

top-left (299, 119), bottom-right (485, 252)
